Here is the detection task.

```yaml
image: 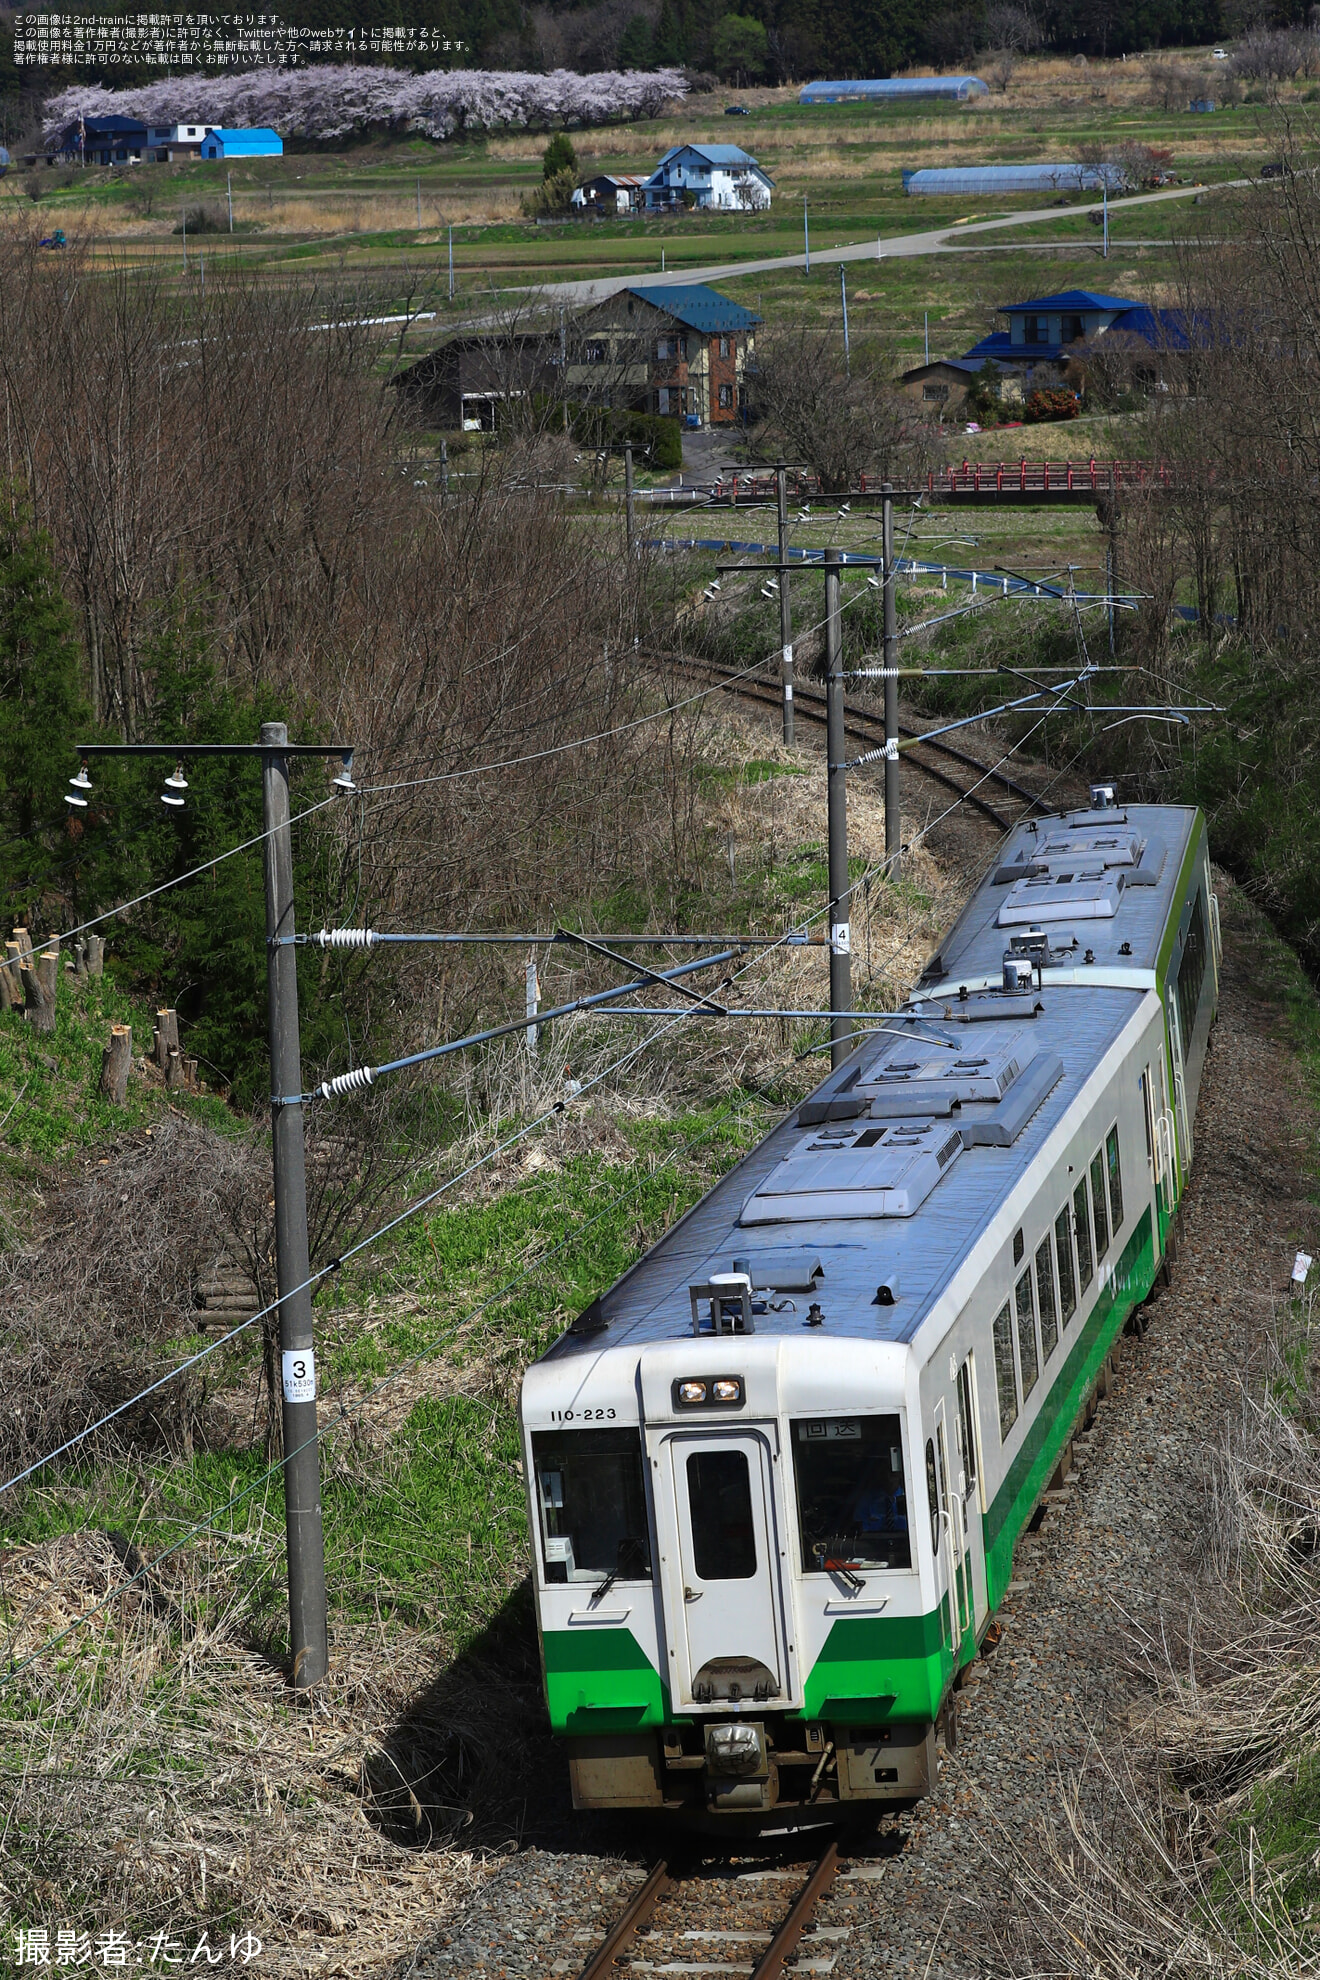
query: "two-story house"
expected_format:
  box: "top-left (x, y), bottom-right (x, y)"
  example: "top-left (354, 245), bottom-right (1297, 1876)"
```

top-left (571, 285), bottom-right (762, 426)
top-left (642, 144), bottom-right (774, 212)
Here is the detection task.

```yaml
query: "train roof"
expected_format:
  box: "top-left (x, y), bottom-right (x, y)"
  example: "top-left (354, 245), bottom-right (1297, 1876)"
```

top-left (542, 802), bottom-right (1201, 1362)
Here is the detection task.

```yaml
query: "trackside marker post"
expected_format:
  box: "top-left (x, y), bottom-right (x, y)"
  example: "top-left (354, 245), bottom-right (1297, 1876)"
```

top-left (824, 545), bottom-right (853, 1068)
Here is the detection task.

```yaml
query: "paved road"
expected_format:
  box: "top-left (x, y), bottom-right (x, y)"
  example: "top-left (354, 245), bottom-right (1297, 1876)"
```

top-left (523, 179), bottom-right (1245, 305)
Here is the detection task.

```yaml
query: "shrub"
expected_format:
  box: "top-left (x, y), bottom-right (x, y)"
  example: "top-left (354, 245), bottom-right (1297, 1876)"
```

top-left (521, 167), bottom-right (577, 218)
top-left (1022, 387), bottom-right (1079, 423)
top-left (542, 131), bottom-right (577, 180)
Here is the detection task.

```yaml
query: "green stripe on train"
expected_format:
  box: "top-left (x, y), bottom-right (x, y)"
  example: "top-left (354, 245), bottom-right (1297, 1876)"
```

top-left (543, 1626), bottom-right (670, 1732)
top-left (801, 1594), bottom-right (953, 1724)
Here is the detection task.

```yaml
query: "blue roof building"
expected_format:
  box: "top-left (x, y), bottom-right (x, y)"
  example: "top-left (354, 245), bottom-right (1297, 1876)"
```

top-left (801, 76), bottom-right (988, 102)
top-left (965, 290), bottom-right (1153, 365)
top-left (200, 128), bottom-right (283, 159)
top-left (643, 144), bottom-right (774, 211)
top-left (623, 284), bottom-right (762, 334)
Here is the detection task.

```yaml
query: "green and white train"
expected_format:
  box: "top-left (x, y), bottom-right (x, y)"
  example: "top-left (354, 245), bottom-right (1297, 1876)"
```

top-left (519, 788), bottom-right (1218, 1827)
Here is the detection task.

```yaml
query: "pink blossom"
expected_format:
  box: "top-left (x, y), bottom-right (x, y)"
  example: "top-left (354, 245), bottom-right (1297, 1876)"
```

top-left (42, 65), bottom-right (688, 144)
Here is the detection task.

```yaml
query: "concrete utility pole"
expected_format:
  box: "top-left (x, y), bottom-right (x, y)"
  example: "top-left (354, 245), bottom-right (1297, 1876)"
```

top-left (775, 463), bottom-right (794, 745)
top-left (824, 546), bottom-right (852, 1067)
top-left (227, 172), bottom-right (234, 234)
top-left (261, 720), bottom-right (328, 1691)
top-left (448, 224), bottom-right (455, 300)
top-left (623, 440), bottom-right (635, 556)
top-left (882, 484), bottom-right (900, 872)
top-left (73, 728), bottom-right (350, 1691)
top-left (840, 265), bottom-right (850, 373)
top-left (803, 196), bottom-right (810, 275)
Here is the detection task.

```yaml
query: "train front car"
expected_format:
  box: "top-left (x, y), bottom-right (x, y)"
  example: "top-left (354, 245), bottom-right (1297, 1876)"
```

top-left (520, 791), bottom-right (1219, 1830)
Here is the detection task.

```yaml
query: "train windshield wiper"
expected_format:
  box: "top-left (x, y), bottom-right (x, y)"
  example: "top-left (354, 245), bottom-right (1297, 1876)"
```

top-left (589, 1569), bottom-right (619, 1606)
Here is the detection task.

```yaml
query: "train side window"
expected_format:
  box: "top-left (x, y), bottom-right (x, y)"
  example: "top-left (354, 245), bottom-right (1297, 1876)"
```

top-left (956, 1359), bottom-right (978, 1491)
top-left (992, 1302), bottom-right (1018, 1439)
top-left (1055, 1206), bottom-right (1077, 1325)
top-left (1015, 1269), bottom-right (1039, 1399)
top-left (1106, 1124), bottom-right (1124, 1234)
top-left (1090, 1149), bottom-right (1110, 1259)
top-left (1074, 1179), bottom-right (1094, 1289)
top-left (532, 1427), bottom-right (653, 1584)
top-left (687, 1449), bottom-right (757, 1580)
top-left (791, 1415), bottom-right (911, 1570)
top-left (925, 1438), bottom-right (941, 1553)
top-left (1035, 1236), bottom-right (1059, 1361)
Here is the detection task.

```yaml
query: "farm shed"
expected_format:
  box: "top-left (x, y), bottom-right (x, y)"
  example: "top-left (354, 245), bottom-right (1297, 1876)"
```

top-left (902, 162), bottom-right (1125, 195)
top-left (801, 76), bottom-right (988, 103)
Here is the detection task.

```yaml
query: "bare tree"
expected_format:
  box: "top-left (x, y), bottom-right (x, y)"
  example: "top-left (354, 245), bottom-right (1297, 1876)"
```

top-left (750, 322), bottom-right (936, 491)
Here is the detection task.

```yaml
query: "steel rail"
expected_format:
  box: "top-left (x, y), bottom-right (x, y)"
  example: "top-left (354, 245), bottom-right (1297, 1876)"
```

top-left (656, 651), bottom-right (1026, 831)
top-left (577, 1858), bottom-right (676, 1978)
top-left (575, 1839), bottom-right (843, 1979)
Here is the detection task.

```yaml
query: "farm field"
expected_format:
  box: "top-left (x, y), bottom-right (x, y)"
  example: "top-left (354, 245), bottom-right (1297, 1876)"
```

top-left (2, 51), bottom-right (1288, 332)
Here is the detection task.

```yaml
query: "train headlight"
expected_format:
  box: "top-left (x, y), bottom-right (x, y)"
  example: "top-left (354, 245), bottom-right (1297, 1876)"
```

top-left (673, 1376), bottom-right (745, 1410)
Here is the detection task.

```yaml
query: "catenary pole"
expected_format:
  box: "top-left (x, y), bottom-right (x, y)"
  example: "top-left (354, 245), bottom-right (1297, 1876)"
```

top-left (776, 462), bottom-right (795, 744)
top-left (261, 721), bottom-right (329, 1691)
top-left (882, 483), bottom-right (900, 872)
top-left (824, 546), bottom-right (853, 1067)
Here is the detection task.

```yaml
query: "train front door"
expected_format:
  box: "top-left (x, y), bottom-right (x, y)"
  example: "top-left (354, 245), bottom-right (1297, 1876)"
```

top-left (665, 1428), bottom-right (788, 1707)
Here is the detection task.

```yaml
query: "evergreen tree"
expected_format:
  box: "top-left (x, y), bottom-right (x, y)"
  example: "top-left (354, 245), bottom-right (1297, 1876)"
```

top-left (0, 499), bottom-right (91, 919)
top-left (617, 13), bottom-right (654, 68)
top-left (651, 0), bottom-right (684, 63)
top-left (542, 131), bottom-right (577, 179)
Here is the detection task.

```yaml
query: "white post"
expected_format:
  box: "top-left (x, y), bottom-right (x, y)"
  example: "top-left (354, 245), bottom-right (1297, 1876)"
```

top-left (227, 172), bottom-right (233, 233)
top-left (972, 569), bottom-right (977, 594)
top-left (924, 311), bottom-right (929, 363)
top-left (526, 952), bottom-right (540, 1058)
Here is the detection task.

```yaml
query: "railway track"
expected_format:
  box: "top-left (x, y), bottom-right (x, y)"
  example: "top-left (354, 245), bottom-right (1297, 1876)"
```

top-left (578, 1837), bottom-right (864, 1978)
top-left (659, 652), bottom-right (1054, 835)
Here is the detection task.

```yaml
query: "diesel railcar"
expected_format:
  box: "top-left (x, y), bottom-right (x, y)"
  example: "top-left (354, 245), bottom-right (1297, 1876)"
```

top-left (519, 789), bottom-right (1219, 1828)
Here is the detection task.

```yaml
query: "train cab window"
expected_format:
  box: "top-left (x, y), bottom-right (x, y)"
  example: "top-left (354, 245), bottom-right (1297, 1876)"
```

top-left (1055, 1206), bottom-right (1077, 1326)
top-left (993, 1301), bottom-right (1018, 1439)
top-left (925, 1439), bottom-right (941, 1553)
top-left (1106, 1125), bottom-right (1124, 1234)
top-left (1074, 1179), bottom-right (1094, 1289)
top-left (1015, 1269), bottom-right (1039, 1399)
top-left (687, 1449), bottom-right (757, 1579)
top-left (1090, 1150), bottom-right (1110, 1259)
top-left (792, 1415), bottom-right (911, 1570)
top-left (1036, 1236), bottom-right (1059, 1360)
top-left (532, 1427), bottom-right (652, 1584)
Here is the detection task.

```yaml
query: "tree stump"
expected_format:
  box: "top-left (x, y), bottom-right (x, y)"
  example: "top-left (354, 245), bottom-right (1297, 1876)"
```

top-left (21, 939), bottom-right (59, 1034)
top-left (166, 1045), bottom-right (186, 1092)
top-left (86, 935), bottom-right (104, 977)
top-left (153, 1008), bottom-right (180, 1071)
top-left (100, 1024), bottom-right (132, 1104)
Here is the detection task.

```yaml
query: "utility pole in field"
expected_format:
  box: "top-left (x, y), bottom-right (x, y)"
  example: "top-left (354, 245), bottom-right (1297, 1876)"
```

top-left (839, 265), bottom-right (850, 373)
top-left (775, 463), bottom-right (794, 745)
top-left (803, 196), bottom-right (810, 275)
top-left (227, 173), bottom-right (234, 234)
top-left (623, 440), bottom-right (635, 556)
top-left (448, 225), bottom-right (455, 300)
top-left (824, 545), bottom-right (852, 1067)
top-left (72, 726), bottom-right (353, 1690)
top-left (882, 483), bottom-right (900, 872)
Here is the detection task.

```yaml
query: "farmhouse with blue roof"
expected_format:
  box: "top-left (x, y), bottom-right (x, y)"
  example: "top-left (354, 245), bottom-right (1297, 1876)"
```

top-left (642, 144), bottom-right (774, 212)
top-left (901, 288), bottom-right (1198, 414)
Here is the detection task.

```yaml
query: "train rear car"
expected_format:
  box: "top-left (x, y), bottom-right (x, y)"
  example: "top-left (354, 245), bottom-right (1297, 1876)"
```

top-left (520, 790), bottom-right (1218, 1827)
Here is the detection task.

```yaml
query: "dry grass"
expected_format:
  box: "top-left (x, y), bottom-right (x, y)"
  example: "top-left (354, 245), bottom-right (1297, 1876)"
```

top-left (999, 1292), bottom-right (1320, 1977)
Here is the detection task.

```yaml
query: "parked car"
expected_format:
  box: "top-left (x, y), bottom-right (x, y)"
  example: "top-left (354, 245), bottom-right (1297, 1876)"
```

top-left (1212, 45), bottom-right (1227, 57)
top-left (724, 103), bottom-right (750, 114)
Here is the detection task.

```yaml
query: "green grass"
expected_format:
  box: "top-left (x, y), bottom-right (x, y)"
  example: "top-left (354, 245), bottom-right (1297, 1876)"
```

top-left (0, 969), bottom-right (234, 1168)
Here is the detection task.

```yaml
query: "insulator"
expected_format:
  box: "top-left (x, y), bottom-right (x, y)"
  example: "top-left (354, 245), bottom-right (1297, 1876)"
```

top-left (316, 1065), bottom-right (375, 1100)
top-left (313, 927), bottom-right (377, 950)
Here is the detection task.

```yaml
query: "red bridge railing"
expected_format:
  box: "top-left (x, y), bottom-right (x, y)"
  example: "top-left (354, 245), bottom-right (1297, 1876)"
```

top-left (707, 460), bottom-right (1171, 501)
